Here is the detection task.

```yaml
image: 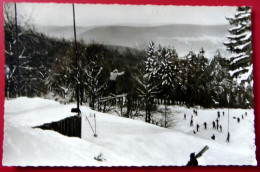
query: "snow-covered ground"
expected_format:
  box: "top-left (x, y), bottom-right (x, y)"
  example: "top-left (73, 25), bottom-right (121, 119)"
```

top-left (2, 97), bottom-right (257, 166)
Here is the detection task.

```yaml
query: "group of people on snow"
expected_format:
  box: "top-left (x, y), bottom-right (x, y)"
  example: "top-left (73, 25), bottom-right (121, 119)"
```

top-left (186, 111), bottom-right (248, 166)
top-left (185, 110), bottom-right (248, 143)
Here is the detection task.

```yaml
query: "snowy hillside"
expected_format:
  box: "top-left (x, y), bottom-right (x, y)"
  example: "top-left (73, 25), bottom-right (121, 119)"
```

top-left (2, 97), bottom-right (256, 166)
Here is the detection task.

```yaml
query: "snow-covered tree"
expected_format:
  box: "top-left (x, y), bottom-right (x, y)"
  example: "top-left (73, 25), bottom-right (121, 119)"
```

top-left (160, 48), bottom-right (175, 86)
top-left (82, 54), bottom-right (105, 110)
top-left (4, 3), bottom-right (21, 98)
top-left (224, 7), bottom-right (252, 85)
top-left (136, 72), bottom-right (159, 123)
top-left (46, 47), bottom-right (75, 103)
top-left (4, 4), bottom-right (54, 98)
top-left (209, 50), bottom-right (233, 106)
top-left (47, 42), bottom-right (107, 106)
top-left (144, 41), bottom-right (159, 82)
top-left (158, 47), bottom-right (180, 103)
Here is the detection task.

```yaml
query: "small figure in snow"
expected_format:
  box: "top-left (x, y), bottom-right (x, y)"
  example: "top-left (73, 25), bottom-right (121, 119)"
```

top-left (203, 122), bottom-right (207, 130)
top-left (216, 119), bottom-right (219, 126)
top-left (190, 119), bottom-right (193, 127)
top-left (196, 124), bottom-right (200, 132)
top-left (184, 114), bottom-right (186, 120)
top-left (109, 69), bottom-right (124, 94)
top-left (191, 115), bottom-right (193, 120)
top-left (223, 111), bottom-right (225, 116)
top-left (193, 130), bottom-right (196, 134)
top-left (226, 132), bottom-right (230, 143)
top-left (245, 112), bottom-right (247, 116)
top-left (211, 134), bottom-right (215, 140)
top-left (217, 111), bottom-right (220, 118)
top-left (187, 153), bottom-right (198, 166)
top-left (212, 121), bottom-right (216, 129)
top-left (242, 115), bottom-right (244, 119)
top-left (237, 117), bottom-right (240, 123)
top-left (219, 125), bottom-right (222, 132)
top-left (216, 119), bottom-right (219, 130)
top-left (193, 110), bottom-right (198, 116)
top-left (233, 116), bottom-right (236, 119)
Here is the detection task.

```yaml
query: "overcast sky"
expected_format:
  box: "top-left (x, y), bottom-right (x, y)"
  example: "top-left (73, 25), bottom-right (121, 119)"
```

top-left (11, 3), bottom-right (237, 27)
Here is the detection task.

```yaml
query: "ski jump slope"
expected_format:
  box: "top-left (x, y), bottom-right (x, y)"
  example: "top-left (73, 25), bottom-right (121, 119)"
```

top-left (2, 97), bottom-right (256, 166)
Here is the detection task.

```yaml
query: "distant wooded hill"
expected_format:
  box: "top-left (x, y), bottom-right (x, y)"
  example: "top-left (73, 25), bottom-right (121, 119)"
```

top-left (35, 24), bottom-right (230, 58)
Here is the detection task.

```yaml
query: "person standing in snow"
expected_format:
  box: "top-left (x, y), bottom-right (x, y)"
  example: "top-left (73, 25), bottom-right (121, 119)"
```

top-left (187, 153), bottom-right (198, 166)
top-left (216, 119), bottom-right (219, 129)
top-left (223, 111), bottom-right (225, 116)
top-left (237, 117), bottom-right (240, 123)
top-left (190, 119), bottom-right (193, 127)
top-left (194, 110), bottom-right (198, 116)
top-left (212, 121), bottom-right (216, 129)
top-left (226, 132), bottom-right (230, 143)
top-left (109, 69), bottom-right (124, 95)
top-left (196, 124), bottom-right (200, 132)
top-left (184, 114), bottom-right (186, 120)
top-left (203, 122), bottom-right (207, 130)
top-left (219, 125), bottom-right (222, 132)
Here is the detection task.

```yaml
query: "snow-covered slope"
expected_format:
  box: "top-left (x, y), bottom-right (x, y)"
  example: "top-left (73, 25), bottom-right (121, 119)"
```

top-left (2, 97), bottom-right (256, 166)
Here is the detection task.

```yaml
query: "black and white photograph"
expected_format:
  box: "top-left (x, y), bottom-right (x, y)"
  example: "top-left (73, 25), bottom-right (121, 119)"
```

top-left (2, 3), bottom-right (256, 166)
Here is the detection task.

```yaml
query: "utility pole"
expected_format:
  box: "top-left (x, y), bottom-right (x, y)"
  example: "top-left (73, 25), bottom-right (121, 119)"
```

top-left (72, 3), bottom-right (80, 116)
top-left (228, 94), bottom-right (230, 132)
top-left (14, 3), bottom-right (20, 97)
top-left (227, 93), bottom-right (230, 143)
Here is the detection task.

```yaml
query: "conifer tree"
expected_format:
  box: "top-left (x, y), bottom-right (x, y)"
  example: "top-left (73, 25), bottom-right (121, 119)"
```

top-left (161, 48), bottom-right (175, 87)
top-left (224, 7), bottom-right (252, 84)
top-left (144, 41), bottom-right (159, 82)
top-left (209, 50), bottom-right (233, 107)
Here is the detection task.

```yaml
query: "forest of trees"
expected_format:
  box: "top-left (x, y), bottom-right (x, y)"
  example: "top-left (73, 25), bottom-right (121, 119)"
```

top-left (4, 5), bottom-right (253, 124)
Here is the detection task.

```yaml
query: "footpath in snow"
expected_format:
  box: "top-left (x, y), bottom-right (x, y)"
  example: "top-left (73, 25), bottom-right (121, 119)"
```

top-left (2, 97), bottom-right (257, 166)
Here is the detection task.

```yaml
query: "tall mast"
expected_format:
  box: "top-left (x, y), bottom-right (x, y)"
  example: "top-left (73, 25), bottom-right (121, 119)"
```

top-left (73, 3), bottom-right (80, 115)
top-left (14, 3), bottom-right (20, 97)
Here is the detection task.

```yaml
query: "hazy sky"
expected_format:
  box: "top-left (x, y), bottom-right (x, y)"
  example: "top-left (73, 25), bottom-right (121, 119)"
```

top-left (11, 3), bottom-right (237, 27)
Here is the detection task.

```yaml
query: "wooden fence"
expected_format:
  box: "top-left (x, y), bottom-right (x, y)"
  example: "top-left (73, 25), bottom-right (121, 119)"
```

top-left (35, 116), bottom-right (81, 138)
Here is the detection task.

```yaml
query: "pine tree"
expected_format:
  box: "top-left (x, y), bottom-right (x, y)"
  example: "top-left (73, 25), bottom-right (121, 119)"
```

top-left (159, 47), bottom-right (180, 103)
top-left (144, 41), bottom-right (159, 82)
top-left (185, 49), bottom-right (210, 106)
top-left (161, 48), bottom-right (175, 86)
top-left (209, 50), bottom-right (233, 107)
top-left (224, 7), bottom-right (252, 85)
top-left (136, 41), bottom-right (162, 123)
top-left (197, 48), bottom-right (211, 107)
